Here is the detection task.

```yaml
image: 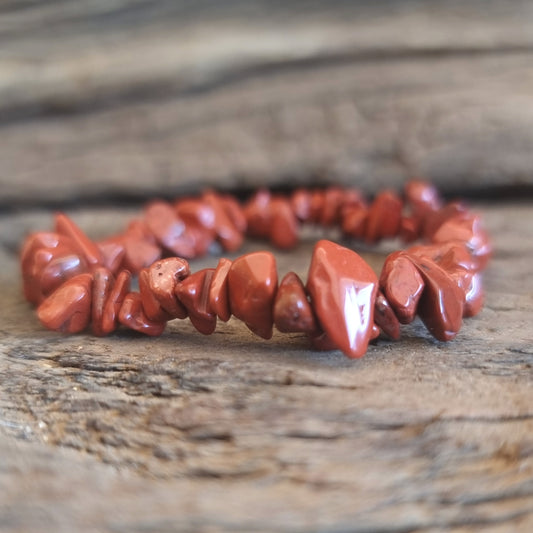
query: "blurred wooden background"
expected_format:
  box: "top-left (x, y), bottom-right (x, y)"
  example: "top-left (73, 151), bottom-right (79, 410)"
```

top-left (1, 0), bottom-right (533, 205)
top-left (1, 2), bottom-right (533, 532)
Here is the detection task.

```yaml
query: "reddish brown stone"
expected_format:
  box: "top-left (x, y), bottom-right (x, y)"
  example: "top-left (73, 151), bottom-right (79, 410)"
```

top-left (243, 189), bottom-right (271, 239)
top-left (404, 180), bottom-right (442, 220)
top-left (144, 200), bottom-right (193, 256)
top-left (370, 324), bottom-right (380, 341)
top-left (306, 240), bottom-right (378, 358)
top-left (436, 248), bottom-right (484, 317)
top-left (208, 258), bottom-right (232, 322)
top-left (374, 291), bottom-right (401, 340)
top-left (320, 187), bottom-right (344, 226)
top-left (227, 251), bottom-right (278, 339)
top-left (365, 190), bottom-right (403, 243)
top-left (379, 252), bottom-right (425, 324)
top-left (220, 194), bottom-right (247, 234)
top-left (20, 232), bottom-right (62, 268)
top-left (23, 243), bottom-right (87, 305)
top-left (175, 269), bottom-right (217, 335)
top-left (40, 250), bottom-right (88, 298)
top-left (308, 330), bottom-right (337, 351)
top-left (399, 216), bottom-right (420, 243)
top-left (97, 240), bottom-right (125, 274)
top-left (139, 269), bottom-right (173, 322)
top-left (309, 190), bottom-right (325, 223)
top-left (92, 267), bottom-right (114, 336)
top-left (37, 273), bottom-right (93, 333)
top-left (54, 213), bottom-right (104, 267)
top-left (290, 189), bottom-right (312, 222)
top-left (423, 201), bottom-right (468, 240)
top-left (145, 258), bottom-right (190, 319)
top-left (118, 292), bottom-right (166, 336)
top-left (117, 235), bottom-right (161, 274)
top-left (432, 213), bottom-right (492, 269)
top-left (175, 199), bottom-right (216, 232)
top-left (405, 254), bottom-right (465, 341)
top-left (101, 269), bottom-right (131, 335)
top-left (341, 206), bottom-right (368, 239)
top-left (274, 272), bottom-right (317, 334)
top-left (203, 191), bottom-right (244, 252)
top-left (270, 198), bottom-right (299, 249)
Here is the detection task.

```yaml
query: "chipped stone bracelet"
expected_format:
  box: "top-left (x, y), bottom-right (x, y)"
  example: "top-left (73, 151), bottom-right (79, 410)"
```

top-left (20, 181), bottom-right (491, 359)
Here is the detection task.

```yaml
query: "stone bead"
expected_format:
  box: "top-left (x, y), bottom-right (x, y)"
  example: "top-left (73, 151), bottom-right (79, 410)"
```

top-left (404, 180), bottom-right (442, 219)
top-left (20, 232), bottom-right (62, 268)
top-left (139, 269), bottom-right (173, 322)
top-left (209, 258), bottom-right (232, 322)
top-left (306, 240), bottom-right (378, 358)
top-left (423, 201), bottom-right (468, 240)
top-left (308, 330), bottom-right (338, 351)
top-left (406, 254), bottom-right (465, 341)
top-left (101, 270), bottom-right (131, 335)
top-left (309, 190), bottom-right (325, 223)
top-left (399, 215), bottom-right (420, 243)
top-left (365, 190), bottom-right (403, 243)
top-left (37, 273), bottom-right (93, 333)
top-left (320, 187), bottom-right (344, 226)
top-left (175, 199), bottom-right (216, 232)
top-left (219, 194), bottom-right (247, 234)
top-left (175, 269), bottom-right (217, 335)
top-left (274, 272), bottom-right (317, 334)
top-left (23, 244), bottom-right (86, 305)
top-left (228, 251), bottom-right (278, 339)
top-left (243, 189), bottom-right (271, 240)
top-left (144, 200), bottom-right (194, 256)
top-left (92, 267), bottom-right (114, 336)
top-left (379, 252), bottom-right (425, 324)
top-left (118, 292), bottom-right (167, 336)
top-left (203, 191), bottom-right (244, 252)
top-left (341, 206), bottom-right (368, 239)
top-left (116, 234), bottom-right (161, 274)
top-left (432, 213), bottom-right (492, 269)
top-left (97, 240), bottom-right (125, 274)
top-left (374, 291), bottom-right (401, 340)
top-left (269, 198), bottom-right (299, 250)
top-left (290, 189), bottom-right (312, 222)
top-left (54, 213), bottom-right (104, 267)
top-left (40, 250), bottom-right (88, 298)
top-left (146, 258), bottom-right (190, 319)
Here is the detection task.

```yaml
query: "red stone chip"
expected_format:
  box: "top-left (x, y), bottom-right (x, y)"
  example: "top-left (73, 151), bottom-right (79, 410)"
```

top-left (118, 292), bottom-right (166, 336)
top-left (37, 273), bottom-right (93, 333)
top-left (209, 258), bottom-right (233, 322)
top-left (274, 272), bottom-right (317, 334)
top-left (380, 251), bottom-right (425, 324)
top-left (374, 291), bottom-right (401, 340)
top-left (175, 269), bottom-right (217, 335)
top-left (228, 251), bottom-right (278, 339)
top-left (405, 254), bottom-right (465, 341)
top-left (54, 213), bottom-right (104, 267)
top-left (101, 270), bottom-right (131, 335)
top-left (92, 267), bottom-right (114, 336)
top-left (306, 240), bottom-right (378, 358)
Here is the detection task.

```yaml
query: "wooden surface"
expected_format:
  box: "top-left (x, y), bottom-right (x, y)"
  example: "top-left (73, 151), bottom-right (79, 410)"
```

top-left (2, 0), bottom-right (533, 205)
top-left (1, 202), bottom-right (532, 532)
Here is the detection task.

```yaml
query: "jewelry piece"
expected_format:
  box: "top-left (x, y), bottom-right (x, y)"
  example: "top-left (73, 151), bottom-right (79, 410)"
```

top-left (20, 181), bottom-right (491, 358)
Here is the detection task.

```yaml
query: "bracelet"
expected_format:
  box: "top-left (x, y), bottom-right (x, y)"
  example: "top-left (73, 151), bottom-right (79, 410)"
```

top-left (20, 181), bottom-right (491, 359)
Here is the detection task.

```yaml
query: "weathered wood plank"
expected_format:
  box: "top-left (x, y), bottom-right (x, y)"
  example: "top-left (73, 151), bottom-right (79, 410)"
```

top-left (1, 0), bottom-right (533, 205)
top-left (1, 202), bottom-right (532, 532)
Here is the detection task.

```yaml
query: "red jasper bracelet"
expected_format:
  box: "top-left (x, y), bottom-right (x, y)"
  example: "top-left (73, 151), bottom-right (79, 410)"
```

top-left (20, 181), bottom-right (491, 359)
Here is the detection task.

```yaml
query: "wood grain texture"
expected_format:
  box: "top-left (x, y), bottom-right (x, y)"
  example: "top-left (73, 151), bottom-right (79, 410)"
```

top-left (1, 0), bottom-right (533, 205)
top-left (1, 202), bottom-right (532, 532)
